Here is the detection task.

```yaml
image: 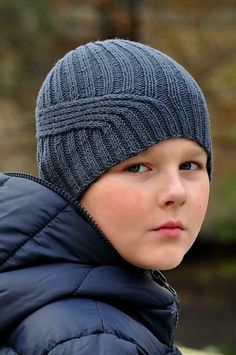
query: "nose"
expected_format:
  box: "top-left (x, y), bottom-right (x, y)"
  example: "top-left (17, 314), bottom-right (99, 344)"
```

top-left (157, 172), bottom-right (186, 208)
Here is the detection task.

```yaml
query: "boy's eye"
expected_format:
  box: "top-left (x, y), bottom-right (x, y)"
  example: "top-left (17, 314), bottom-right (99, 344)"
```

top-left (180, 161), bottom-right (200, 170)
top-left (125, 164), bottom-right (149, 173)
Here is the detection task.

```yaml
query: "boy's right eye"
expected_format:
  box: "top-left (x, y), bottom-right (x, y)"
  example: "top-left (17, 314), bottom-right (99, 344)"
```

top-left (125, 164), bottom-right (149, 173)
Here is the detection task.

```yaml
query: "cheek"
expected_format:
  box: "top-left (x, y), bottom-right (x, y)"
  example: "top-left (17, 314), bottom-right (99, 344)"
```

top-left (191, 180), bottom-right (210, 223)
top-left (98, 180), bottom-right (146, 229)
top-left (83, 175), bottom-right (154, 244)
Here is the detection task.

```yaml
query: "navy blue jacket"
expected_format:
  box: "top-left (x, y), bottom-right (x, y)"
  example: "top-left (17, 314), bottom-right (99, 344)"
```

top-left (0, 173), bottom-right (181, 354)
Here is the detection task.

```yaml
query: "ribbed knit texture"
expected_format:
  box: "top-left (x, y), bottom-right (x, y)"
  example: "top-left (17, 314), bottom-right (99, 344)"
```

top-left (36, 39), bottom-right (212, 200)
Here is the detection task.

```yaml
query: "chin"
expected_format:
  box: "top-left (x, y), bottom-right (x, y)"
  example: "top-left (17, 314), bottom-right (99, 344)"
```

top-left (132, 256), bottom-right (184, 271)
top-left (159, 261), bottom-right (182, 271)
top-left (151, 254), bottom-right (184, 271)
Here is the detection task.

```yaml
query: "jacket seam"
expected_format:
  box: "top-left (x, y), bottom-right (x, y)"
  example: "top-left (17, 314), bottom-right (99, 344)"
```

top-left (72, 267), bottom-right (94, 295)
top-left (96, 301), bottom-right (105, 332)
top-left (0, 203), bottom-right (69, 270)
top-left (47, 331), bottom-right (149, 355)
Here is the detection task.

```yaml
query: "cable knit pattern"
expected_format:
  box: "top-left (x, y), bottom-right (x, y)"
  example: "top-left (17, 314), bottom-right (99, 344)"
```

top-left (36, 39), bottom-right (212, 199)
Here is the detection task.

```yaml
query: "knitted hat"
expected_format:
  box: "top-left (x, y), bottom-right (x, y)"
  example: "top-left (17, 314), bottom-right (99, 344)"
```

top-left (36, 39), bottom-right (212, 200)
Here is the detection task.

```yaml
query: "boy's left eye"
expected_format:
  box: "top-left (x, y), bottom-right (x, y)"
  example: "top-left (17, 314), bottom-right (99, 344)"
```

top-left (180, 162), bottom-right (200, 170)
top-left (125, 164), bottom-right (149, 173)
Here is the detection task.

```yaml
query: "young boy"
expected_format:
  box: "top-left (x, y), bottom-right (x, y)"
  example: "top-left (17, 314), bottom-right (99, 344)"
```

top-left (0, 39), bottom-right (212, 354)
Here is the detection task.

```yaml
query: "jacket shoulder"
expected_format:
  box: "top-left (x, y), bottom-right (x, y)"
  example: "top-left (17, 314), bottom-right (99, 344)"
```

top-left (5, 298), bottom-right (169, 355)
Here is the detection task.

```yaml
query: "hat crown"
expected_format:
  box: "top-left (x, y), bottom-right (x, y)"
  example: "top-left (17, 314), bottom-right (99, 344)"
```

top-left (37, 39), bottom-right (201, 108)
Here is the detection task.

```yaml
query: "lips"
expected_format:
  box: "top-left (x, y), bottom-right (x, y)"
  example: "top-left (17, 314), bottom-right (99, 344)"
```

top-left (152, 220), bottom-right (184, 238)
top-left (156, 221), bottom-right (184, 230)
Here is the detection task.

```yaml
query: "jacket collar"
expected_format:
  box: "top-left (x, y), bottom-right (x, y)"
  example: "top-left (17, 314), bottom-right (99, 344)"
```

top-left (0, 173), bottom-right (124, 272)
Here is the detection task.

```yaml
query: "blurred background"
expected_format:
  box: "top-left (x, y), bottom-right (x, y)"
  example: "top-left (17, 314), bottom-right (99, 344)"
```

top-left (0, 0), bottom-right (235, 353)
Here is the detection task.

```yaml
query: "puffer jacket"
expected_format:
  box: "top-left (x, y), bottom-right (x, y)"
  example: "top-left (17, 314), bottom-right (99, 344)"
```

top-left (0, 173), bottom-right (181, 354)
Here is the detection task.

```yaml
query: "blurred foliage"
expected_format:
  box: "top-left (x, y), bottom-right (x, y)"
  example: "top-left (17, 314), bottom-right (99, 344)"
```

top-left (179, 346), bottom-right (235, 355)
top-left (166, 250), bottom-right (236, 353)
top-left (0, 0), bottom-right (56, 104)
top-left (179, 346), bottom-right (224, 355)
top-left (0, 0), bottom-right (236, 242)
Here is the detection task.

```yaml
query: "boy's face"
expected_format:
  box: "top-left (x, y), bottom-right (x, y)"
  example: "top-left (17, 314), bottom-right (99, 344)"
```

top-left (81, 138), bottom-right (210, 270)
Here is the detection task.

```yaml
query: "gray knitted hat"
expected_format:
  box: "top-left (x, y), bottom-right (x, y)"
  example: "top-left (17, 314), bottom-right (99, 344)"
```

top-left (36, 39), bottom-right (212, 200)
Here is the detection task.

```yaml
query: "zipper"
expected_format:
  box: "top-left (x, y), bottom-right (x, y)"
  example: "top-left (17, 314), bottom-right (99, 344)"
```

top-left (4, 172), bottom-right (114, 250)
top-left (151, 269), bottom-right (177, 296)
top-left (150, 269), bottom-right (180, 341)
top-left (174, 308), bottom-right (179, 330)
top-left (77, 203), bottom-right (114, 249)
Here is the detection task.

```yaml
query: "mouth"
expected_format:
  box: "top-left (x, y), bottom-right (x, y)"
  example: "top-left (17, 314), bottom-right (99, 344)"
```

top-left (151, 220), bottom-right (185, 238)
